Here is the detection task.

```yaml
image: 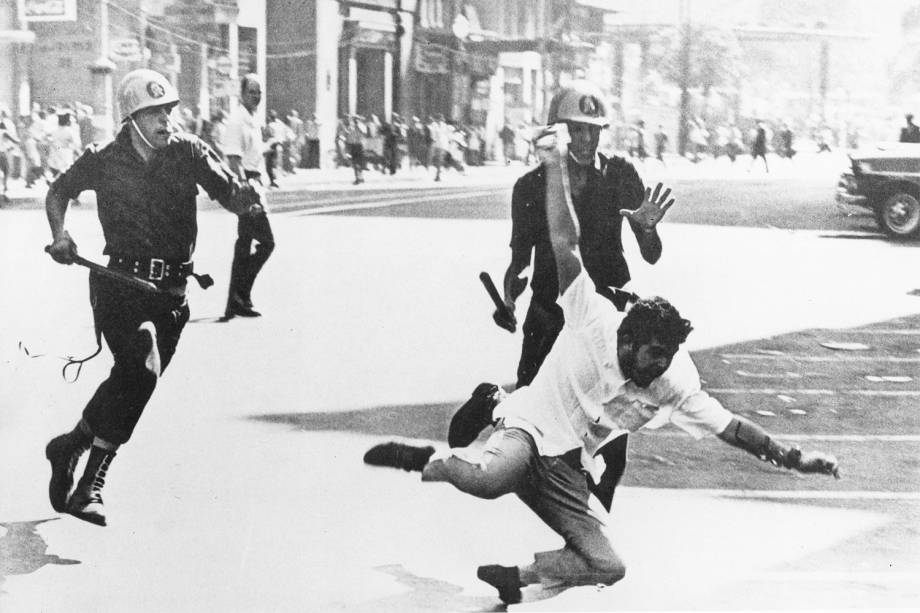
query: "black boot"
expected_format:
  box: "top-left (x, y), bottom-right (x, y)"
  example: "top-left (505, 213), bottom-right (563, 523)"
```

top-left (477, 564), bottom-right (523, 604)
top-left (45, 424), bottom-right (92, 512)
top-left (363, 442), bottom-right (435, 472)
top-left (67, 445), bottom-right (116, 526)
top-left (447, 383), bottom-right (504, 448)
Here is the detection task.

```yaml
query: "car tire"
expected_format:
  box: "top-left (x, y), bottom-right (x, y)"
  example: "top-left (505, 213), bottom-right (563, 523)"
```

top-left (876, 191), bottom-right (920, 239)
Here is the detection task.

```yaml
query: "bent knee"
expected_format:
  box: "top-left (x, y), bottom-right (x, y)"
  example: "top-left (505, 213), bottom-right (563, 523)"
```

top-left (589, 557), bottom-right (626, 586)
top-left (135, 322), bottom-right (162, 378)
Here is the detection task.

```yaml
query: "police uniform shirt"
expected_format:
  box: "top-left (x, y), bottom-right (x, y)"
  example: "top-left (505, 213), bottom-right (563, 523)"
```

top-left (494, 269), bottom-right (733, 481)
top-left (51, 124), bottom-right (242, 261)
top-left (510, 153), bottom-right (646, 306)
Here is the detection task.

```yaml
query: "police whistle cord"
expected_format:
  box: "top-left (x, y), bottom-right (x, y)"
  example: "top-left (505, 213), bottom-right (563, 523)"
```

top-left (43, 247), bottom-right (213, 381)
top-left (17, 339), bottom-right (100, 384)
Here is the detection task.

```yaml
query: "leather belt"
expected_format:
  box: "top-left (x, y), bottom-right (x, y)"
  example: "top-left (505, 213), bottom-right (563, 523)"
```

top-left (109, 255), bottom-right (193, 282)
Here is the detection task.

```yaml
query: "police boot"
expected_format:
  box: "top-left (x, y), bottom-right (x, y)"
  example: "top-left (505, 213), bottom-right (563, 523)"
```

top-left (45, 423), bottom-right (93, 512)
top-left (67, 445), bottom-right (116, 526)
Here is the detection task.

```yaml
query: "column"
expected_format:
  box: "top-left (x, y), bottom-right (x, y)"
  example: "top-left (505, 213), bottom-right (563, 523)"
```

top-left (348, 47), bottom-right (357, 116)
top-left (384, 50), bottom-right (393, 120)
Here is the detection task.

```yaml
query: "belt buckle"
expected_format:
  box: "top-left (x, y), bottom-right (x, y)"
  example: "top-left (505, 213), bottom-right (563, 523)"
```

top-left (148, 258), bottom-right (165, 281)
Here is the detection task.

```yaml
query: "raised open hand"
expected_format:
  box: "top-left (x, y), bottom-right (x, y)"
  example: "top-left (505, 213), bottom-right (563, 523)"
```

top-left (619, 182), bottom-right (675, 231)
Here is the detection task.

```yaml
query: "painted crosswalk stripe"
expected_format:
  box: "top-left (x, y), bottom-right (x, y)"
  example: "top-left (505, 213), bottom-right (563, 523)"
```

top-left (709, 388), bottom-right (920, 397)
top-left (720, 353), bottom-right (920, 363)
top-left (629, 487), bottom-right (920, 501)
top-left (649, 432), bottom-right (920, 442)
top-left (272, 188), bottom-right (505, 214)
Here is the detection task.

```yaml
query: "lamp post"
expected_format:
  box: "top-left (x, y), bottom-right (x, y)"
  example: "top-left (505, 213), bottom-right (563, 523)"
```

top-left (677, 0), bottom-right (691, 157)
top-left (451, 12), bottom-right (469, 121)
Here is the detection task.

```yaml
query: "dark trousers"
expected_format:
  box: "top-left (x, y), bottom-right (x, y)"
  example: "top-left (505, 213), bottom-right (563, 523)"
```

top-left (227, 210), bottom-right (274, 308)
top-left (263, 147), bottom-right (278, 185)
top-left (82, 273), bottom-right (189, 445)
top-left (306, 138), bottom-right (320, 169)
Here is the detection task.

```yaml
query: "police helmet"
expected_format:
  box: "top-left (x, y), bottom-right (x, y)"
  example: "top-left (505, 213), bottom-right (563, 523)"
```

top-left (116, 69), bottom-right (179, 122)
top-left (546, 81), bottom-right (609, 127)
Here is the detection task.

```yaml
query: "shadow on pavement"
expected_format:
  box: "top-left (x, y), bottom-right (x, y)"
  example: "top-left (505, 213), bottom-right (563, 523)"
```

top-left (340, 564), bottom-right (504, 613)
top-left (248, 402), bottom-right (459, 442)
top-left (0, 518), bottom-right (80, 592)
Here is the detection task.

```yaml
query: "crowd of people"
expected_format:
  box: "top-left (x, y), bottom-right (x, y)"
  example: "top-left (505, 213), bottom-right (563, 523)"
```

top-left (0, 102), bottom-right (95, 202)
top-left (333, 112), bottom-right (492, 184)
top-left (617, 115), bottom-right (856, 171)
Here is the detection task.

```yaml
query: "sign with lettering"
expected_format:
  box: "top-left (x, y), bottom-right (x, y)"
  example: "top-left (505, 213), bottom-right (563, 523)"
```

top-left (414, 44), bottom-right (448, 74)
top-left (18, 0), bottom-right (76, 22)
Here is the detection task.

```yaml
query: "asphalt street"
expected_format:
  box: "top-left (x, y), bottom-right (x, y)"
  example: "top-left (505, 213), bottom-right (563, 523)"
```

top-left (1, 155), bottom-right (919, 612)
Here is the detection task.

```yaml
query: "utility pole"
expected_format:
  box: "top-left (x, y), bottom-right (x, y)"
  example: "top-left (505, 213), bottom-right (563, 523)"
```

top-left (89, 0), bottom-right (116, 141)
top-left (677, 0), bottom-right (691, 157)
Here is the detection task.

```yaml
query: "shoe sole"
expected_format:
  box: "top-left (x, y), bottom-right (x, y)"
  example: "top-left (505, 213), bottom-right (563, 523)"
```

top-left (66, 507), bottom-right (107, 526)
top-left (45, 439), bottom-right (73, 513)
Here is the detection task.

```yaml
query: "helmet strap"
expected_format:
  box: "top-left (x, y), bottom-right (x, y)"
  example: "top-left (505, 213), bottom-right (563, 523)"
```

top-left (129, 116), bottom-right (155, 152)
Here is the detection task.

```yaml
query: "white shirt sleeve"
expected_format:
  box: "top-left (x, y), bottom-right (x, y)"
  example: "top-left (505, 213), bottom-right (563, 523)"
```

top-left (645, 349), bottom-right (733, 439)
top-left (558, 268), bottom-right (597, 330)
top-left (222, 114), bottom-right (245, 159)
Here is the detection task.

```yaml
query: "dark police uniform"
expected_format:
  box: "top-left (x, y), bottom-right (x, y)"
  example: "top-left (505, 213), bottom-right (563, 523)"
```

top-left (509, 153), bottom-right (646, 503)
top-left (50, 125), bottom-right (250, 444)
top-left (510, 152), bottom-right (645, 388)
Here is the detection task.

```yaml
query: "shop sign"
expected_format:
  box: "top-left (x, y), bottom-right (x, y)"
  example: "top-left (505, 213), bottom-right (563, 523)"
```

top-left (111, 38), bottom-right (142, 62)
top-left (414, 44), bottom-right (448, 74)
top-left (18, 0), bottom-right (76, 22)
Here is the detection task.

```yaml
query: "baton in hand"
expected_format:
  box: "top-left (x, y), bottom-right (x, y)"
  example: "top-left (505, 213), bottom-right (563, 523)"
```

top-left (45, 246), bottom-right (161, 294)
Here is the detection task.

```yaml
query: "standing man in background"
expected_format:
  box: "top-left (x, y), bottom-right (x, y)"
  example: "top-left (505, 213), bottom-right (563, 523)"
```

top-left (221, 73), bottom-right (276, 320)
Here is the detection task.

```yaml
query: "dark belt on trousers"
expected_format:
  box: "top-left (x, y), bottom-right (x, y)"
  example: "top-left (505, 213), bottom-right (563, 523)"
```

top-left (108, 255), bottom-right (193, 282)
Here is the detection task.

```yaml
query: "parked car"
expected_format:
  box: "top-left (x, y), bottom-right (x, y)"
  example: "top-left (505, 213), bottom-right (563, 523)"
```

top-left (836, 144), bottom-right (920, 239)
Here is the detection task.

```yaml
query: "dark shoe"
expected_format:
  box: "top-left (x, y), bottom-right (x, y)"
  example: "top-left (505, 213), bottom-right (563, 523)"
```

top-left (226, 299), bottom-right (262, 318)
top-left (363, 442), bottom-right (434, 472)
top-left (477, 564), bottom-right (523, 604)
top-left (45, 430), bottom-right (91, 512)
top-left (67, 445), bottom-right (116, 526)
top-left (448, 383), bottom-right (502, 448)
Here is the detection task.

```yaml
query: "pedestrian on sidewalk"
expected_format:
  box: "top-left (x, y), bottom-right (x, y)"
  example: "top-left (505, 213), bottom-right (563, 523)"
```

top-left (748, 120), bottom-right (769, 173)
top-left (47, 109), bottom-right (80, 180)
top-left (43, 69), bottom-right (261, 526)
top-left (653, 124), bottom-right (668, 165)
top-left (221, 73), bottom-right (276, 320)
top-left (364, 133), bottom-right (841, 605)
top-left (343, 115), bottom-right (366, 184)
top-left (0, 108), bottom-right (20, 202)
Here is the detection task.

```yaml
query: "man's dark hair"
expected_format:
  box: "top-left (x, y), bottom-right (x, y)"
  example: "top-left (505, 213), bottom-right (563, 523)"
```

top-left (618, 296), bottom-right (693, 348)
top-left (240, 73), bottom-right (261, 96)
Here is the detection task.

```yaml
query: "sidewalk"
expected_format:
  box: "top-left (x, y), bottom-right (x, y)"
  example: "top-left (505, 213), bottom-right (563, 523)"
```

top-left (0, 162), bottom-right (520, 210)
top-left (0, 149), bottom-right (846, 210)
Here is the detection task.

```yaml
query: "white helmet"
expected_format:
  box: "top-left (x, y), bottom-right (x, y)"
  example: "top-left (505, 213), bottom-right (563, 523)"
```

top-left (546, 81), bottom-right (608, 127)
top-left (116, 69), bottom-right (179, 121)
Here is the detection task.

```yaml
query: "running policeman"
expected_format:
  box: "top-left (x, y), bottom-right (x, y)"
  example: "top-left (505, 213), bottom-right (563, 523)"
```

top-left (364, 127), bottom-right (840, 604)
top-left (44, 69), bottom-right (262, 526)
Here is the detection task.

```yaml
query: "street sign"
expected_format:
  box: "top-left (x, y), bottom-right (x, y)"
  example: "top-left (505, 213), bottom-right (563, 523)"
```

top-left (18, 0), bottom-right (77, 22)
top-left (111, 38), bottom-right (142, 62)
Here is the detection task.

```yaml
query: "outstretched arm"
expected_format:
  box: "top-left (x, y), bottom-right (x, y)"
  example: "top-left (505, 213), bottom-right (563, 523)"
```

top-left (718, 415), bottom-right (840, 478)
top-left (536, 126), bottom-right (582, 296)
